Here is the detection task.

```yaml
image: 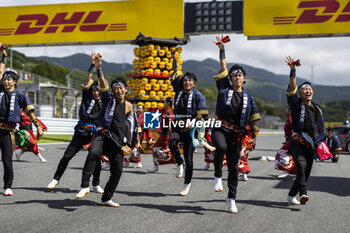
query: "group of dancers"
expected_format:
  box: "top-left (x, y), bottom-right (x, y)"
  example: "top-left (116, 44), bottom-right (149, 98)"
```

top-left (0, 35), bottom-right (335, 213)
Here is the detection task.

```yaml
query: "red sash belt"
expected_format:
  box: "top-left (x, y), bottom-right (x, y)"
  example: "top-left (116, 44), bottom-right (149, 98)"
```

top-left (217, 118), bottom-right (243, 133)
top-left (0, 122), bottom-right (16, 130)
top-left (291, 133), bottom-right (311, 149)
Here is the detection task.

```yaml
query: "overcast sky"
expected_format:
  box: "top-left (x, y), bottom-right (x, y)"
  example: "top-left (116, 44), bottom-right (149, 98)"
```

top-left (3, 0), bottom-right (350, 86)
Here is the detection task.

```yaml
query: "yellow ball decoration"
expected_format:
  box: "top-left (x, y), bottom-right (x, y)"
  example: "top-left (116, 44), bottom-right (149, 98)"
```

top-left (154, 69), bottom-right (161, 76)
top-left (159, 62), bottom-right (166, 69)
top-left (176, 47), bottom-right (182, 53)
top-left (144, 102), bottom-right (151, 109)
top-left (139, 90), bottom-right (146, 96)
top-left (154, 57), bottom-right (161, 63)
top-left (151, 50), bottom-right (157, 57)
top-left (158, 49), bottom-right (165, 57)
top-left (145, 83), bottom-right (152, 91)
top-left (153, 83), bottom-right (160, 91)
top-left (144, 61), bottom-right (150, 68)
top-left (161, 84), bottom-right (168, 91)
top-left (149, 91), bottom-right (156, 99)
top-left (158, 102), bottom-right (164, 109)
top-left (148, 44), bottom-right (154, 50)
top-left (166, 63), bottom-right (173, 70)
top-left (146, 68), bottom-right (153, 76)
top-left (147, 56), bottom-right (154, 63)
top-left (150, 79), bottom-right (157, 85)
top-left (150, 61), bottom-right (157, 69)
top-left (162, 46), bottom-right (169, 52)
top-left (151, 101), bottom-right (158, 108)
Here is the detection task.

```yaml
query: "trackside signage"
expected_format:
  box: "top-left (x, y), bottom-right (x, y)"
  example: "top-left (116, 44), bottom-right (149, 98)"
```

top-left (0, 0), bottom-right (183, 46)
top-left (244, 0), bottom-right (350, 39)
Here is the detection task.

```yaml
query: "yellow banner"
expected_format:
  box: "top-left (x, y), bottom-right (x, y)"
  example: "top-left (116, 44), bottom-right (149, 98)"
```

top-left (0, 0), bottom-right (183, 46)
top-left (244, 0), bottom-right (350, 38)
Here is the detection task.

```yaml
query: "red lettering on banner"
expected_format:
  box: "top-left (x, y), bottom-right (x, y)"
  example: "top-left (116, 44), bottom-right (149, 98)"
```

top-left (80, 11), bottom-right (108, 31)
top-left (45, 12), bottom-right (85, 33)
top-left (295, 1), bottom-right (340, 24)
top-left (335, 1), bottom-right (350, 22)
top-left (10, 11), bottom-right (126, 35)
top-left (14, 14), bottom-right (48, 34)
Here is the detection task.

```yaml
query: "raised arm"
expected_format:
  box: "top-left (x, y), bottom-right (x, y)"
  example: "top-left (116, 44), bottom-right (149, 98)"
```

top-left (213, 35), bottom-right (227, 72)
top-left (94, 53), bottom-right (108, 91)
top-left (285, 56), bottom-right (297, 92)
top-left (83, 53), bottom-right (96, 87)
top-left (0, 43), bottom-right (7, 80)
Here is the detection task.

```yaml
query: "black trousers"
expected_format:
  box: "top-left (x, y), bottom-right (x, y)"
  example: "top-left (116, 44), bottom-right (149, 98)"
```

top-left (0, 129), bottom-right (14, 189)
top-left (81, 133), bottom-right (123, 202)
top-left (169, 129), bottom-right (194, 184)
top-left (212, 128), bottom-right (240, 199)
top-left (53, 131), bottom-right (101, 186)
top-left (288, 141), bottom-right (314, 197)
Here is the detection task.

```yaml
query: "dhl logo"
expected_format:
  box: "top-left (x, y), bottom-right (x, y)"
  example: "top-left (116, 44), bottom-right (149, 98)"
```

top-left (0, 11), bottom-right (127, 36)
top-left (273, 0), bottom-right (350, 25)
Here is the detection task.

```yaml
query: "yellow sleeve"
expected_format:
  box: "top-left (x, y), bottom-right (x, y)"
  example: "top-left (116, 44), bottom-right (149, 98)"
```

top-left (169, 70), bottom-right (181, 82)
top-left (285, 85), bottom-right (297, 96)
top-left (81, 79), bottom-right (93, 90)
top-left (24, 105), bottom-right (35, 115)
top-left (213, 69), bottom-right (228, 81)
top-left (100, 80), bottom-right (109, 92)
top-left (249, 113), bottom-right (261, 122)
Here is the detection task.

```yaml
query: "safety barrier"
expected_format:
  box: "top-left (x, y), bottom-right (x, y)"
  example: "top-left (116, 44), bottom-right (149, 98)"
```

top-left (39, 117), bottom-right (78, 135)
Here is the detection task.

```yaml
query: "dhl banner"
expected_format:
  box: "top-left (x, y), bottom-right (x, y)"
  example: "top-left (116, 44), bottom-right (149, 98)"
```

top-left (0, 0), bottom-right (183, 46)
top-left (244, 0), bottom-right (350, 39)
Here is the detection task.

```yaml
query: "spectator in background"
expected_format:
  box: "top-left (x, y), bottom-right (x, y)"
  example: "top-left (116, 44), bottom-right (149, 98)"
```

top-left (324, 127), bottom-right (342, 163)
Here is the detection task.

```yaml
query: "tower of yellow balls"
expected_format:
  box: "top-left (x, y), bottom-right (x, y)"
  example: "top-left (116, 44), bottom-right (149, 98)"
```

top-left (126, 42), bottom-right (184, 111)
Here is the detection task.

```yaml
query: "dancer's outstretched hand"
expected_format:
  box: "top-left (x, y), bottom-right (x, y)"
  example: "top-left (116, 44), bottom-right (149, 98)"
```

top-left (213, 35), bottom-right (225, 50)
top-left (285, 56), bottom-right (297, 70)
